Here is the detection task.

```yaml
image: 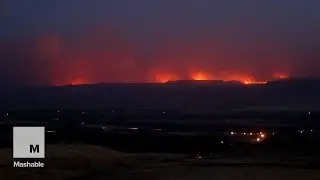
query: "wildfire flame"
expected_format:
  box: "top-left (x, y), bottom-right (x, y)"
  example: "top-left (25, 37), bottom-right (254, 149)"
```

top-left (154, 72), bottom-right (178, 83)
top-left (191, 72), bottom-right (212, 81)
top-left (70, 78), bottom-right (88, 85)
top-left (52, 66), bottom-right (289, 86)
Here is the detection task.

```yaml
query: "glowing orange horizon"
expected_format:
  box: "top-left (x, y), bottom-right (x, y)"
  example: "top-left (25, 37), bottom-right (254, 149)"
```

top-left (51, 71), bottom-right (289, 86)
top-left (154, 72), bottom-right (179, 83)
top-left (71, 78), bottom-right (88, 85)
top-left (191, 72), bottom-right (212, 81)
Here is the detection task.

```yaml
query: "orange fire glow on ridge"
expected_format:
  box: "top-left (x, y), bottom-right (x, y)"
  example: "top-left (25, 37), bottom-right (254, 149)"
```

top-left (52, 70), bottom-right (289, 86)
top-left (17, 32), bottom-right (292, 87)
top-left (0, 29), bottom-right (304, 87)
top-left (155, 74), bottom-right (175, 83)
top-left (153, 71), bottom-right (179, 83)
top-left (148, 70), bottom-right (285, 85)
top-left (71, 78), bottom-right (88, 85)
top-left (191, 72), bottom-right (211, 81)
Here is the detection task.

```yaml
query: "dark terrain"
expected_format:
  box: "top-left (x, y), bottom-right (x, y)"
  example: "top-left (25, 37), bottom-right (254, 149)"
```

top-left (1, 78), bottom-right (320, 110)
top-left (1, 79), bottom-right (320, 179)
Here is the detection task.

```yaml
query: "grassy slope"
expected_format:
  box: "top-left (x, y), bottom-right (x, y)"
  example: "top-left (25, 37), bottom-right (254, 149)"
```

top-left (0, 144), bottom-right (319, 180)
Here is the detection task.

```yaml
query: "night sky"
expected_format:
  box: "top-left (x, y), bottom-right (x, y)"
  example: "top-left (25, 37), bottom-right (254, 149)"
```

top-left (1, 0), bottom-right (320, 86)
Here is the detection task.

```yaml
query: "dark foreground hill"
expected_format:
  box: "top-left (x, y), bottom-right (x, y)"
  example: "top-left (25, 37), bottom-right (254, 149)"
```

top-left (1, 144), bottom-right (320, 180)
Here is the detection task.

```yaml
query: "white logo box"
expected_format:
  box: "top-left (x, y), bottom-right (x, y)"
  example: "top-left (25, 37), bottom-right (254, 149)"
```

top-left (13, 127), bottom-right (45, 158)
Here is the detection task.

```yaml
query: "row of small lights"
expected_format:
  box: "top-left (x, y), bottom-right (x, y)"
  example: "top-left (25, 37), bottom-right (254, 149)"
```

top-left (78, 110), bottom-right (166, 115)
top-left (3, 110), bottom-right (313, 117)
top-left (198, 129), bottom-right (316, 159)
top-left (227, 131), bottom-right (269, 142)
top-left (228, 131), bottom-right (270, 136)
top-left (297, 129), bottom-right (314, 134)
top-left (3, 109), bottom-right (164, 118)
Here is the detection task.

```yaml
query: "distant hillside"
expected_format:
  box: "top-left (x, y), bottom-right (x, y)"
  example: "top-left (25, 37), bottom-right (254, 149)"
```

top-left (1, 78), bottom-right (320, 111)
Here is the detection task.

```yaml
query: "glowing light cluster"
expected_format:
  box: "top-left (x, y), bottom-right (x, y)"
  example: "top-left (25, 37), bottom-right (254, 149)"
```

top-left (273, 72), bottom-right (289, 79)
top-left (255, 132), bottom-right (267, 143)
top-left (226, 131), bottom-right (268, 143)
top-left (242, 80), bottom-right (268, 85)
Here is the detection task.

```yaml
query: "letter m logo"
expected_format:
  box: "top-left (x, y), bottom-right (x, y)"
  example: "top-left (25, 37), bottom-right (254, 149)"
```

top-left (30, 144), bottom-right (40, 153)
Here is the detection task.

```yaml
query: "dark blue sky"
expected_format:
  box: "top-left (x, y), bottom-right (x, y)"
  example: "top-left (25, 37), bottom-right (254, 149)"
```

top-left (3, 1), bottom-right (319, 39)
top-left (1, 0), bottom-right (320, 86)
